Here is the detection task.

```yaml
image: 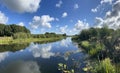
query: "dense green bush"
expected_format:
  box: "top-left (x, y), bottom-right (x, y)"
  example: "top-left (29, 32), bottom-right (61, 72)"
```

top-left (13, 32), bottom-right (31, 39)
top-left (92, 58), bottom-right (115, 73)
top-left (81, 41), bottom-right (90, 49)
top-left (81, 41), bottom-right (105, 57)
top-left (88, 43), bottom-right (104, 57)
top-left (73, 27), bottom-right (114, 41)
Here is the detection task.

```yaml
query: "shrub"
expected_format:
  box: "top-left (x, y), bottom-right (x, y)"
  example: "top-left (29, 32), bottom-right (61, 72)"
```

top-left (81, 41), bottom-right (90, 49)
top-left (88, 43), bottom-right (104, 56)
top-left (92, 58), bottom-right (115, 73)
top-left (13, 32), bottom-right (31, 39)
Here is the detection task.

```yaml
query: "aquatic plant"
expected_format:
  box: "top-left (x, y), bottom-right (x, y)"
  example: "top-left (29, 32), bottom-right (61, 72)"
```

top-left (58, 63), bottom-right (75, 73)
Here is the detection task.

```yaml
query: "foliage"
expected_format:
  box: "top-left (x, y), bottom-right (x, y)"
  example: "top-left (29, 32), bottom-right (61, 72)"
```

top-left (58, 63), bottom-right (75, 73)
top-left (72, 27), bottom-right (120, 73)
top-left (4, 25), bottom-right (13, 36)
top-left (0, 37), bottom-right (12, 44)
top-left (73, 27), bottom-right (114, 42)
top-left (0, 24), bottom-right (30, 36)
top-left (81, 41), bottom-right (105, 57)
top-left (32, 32), bottom-right (66, 38)
top-left (13, 32), bottom-right (31, 39)
top-left (92, 58), bottom-right (115, 73)
top-left (88, 43), bottom-right (105, 57)
top-left (72, 27), bottom-right (120, 58)
top-left (99, 27), bottom-right (112, 39)
top-left (0, 24), bottom-right (5, 36)
top-left (115, 63), bottom-right (120, 73)
top-left (79, 29), bottom-right (91, 41)
top-left (81, 41), bottom-right (90, 49)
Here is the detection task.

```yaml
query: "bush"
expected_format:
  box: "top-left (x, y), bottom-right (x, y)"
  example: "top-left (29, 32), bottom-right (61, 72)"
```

top-left (88, 43), bottom-right (104, 57)
top-left (92, 58), bottom-right (115, 73)
top-left (13, 32), bottom-right (31, 39)
top-left (81, 41), bottom-right (90, 49)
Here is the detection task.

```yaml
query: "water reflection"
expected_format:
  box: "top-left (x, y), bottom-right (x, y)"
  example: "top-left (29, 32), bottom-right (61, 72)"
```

top-left (0, 43), bottom-right (29, 52)
top-left (0, 60), bottom-right (41, 73)
top-left (62, 49), bottom-right (82, 61)
top-left (0, 38), bottom-right (87, 73)
top-left (29, 43), bottom-right (55, 59)
top-left (0, 52), bottom-right (9, 63)
top-left (60, 38), bottom-right (71, 47)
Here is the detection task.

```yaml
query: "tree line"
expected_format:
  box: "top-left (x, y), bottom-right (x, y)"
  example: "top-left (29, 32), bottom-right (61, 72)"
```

top-left (0, 24), bottom-right (67, 39)
top-left (0, 24), bottom-right (30, 36)
top-left (13, 32), bottom-right (66, 39)
top-left (72, 27), bottom-right (117, 41)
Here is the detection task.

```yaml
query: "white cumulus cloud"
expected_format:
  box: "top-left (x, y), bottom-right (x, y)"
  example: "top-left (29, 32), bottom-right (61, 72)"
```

top-left (101, 0), bottom-right (113, 4)
top-left (1, 0), bottom-right (41, 13)
top-left (62, 12), bottom-right (68, 18)
top-left (56, 0), bottom-right (63, 8)
top-left (60, 25), bottom-right (68, 33)
top-left (74, 4), bottom-right (79, 9)
top-left (0, 11), bottom-right (8, 24)
top-left (91, 8), bottom-right (98, 13)
top-left (74, 20), bottom-right (89, 30)
top-left (94, 0), bottom-right (120, 29)
top-left (18, 22), bottom-right (24, 26)
top-left (91, 0), bottom-right (114, 13)
top-left (30, 15), bottom-right (55, 29)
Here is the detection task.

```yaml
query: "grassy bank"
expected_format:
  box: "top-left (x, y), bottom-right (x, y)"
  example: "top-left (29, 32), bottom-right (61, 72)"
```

top-left (0, 37), bottom-right (65, 45)
top-left (72, 27), bottom-right (120, 73)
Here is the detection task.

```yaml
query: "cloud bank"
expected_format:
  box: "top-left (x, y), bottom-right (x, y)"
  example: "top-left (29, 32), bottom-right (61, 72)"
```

top-left (95, 0), bottom-right (120, 29)
top-left (1, 0), bottom-right (41, 13)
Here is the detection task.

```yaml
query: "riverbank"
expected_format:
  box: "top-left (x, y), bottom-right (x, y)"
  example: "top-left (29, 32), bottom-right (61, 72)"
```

top-left (72, 27), bottom-right (120, 73)
top-left (0, 37), bottom-right (66, 45)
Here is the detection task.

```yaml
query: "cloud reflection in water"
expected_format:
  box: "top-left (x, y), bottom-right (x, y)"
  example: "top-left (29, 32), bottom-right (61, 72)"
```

top-left (0, 52), bottom-right (9, 63)
top-left (60, 38), bottom-right (71, 47)
top-left (0, 60), bottom-right (41, 73)
top-left (29, 43), bottom-right (55, 59)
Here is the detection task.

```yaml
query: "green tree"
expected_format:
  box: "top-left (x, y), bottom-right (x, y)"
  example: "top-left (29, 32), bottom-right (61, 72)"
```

top-left (79, 29), bottom-right (91, 41)
top-left (13, 32), bottom-right (31, 39)
top-left (4, 25), bottom-right (13, 36)
top-left (0, 24), bottom-right (5, 36)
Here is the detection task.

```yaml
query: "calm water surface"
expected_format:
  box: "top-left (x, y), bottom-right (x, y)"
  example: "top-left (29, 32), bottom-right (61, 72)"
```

top-left (0, 38), bottom-right (87, 73)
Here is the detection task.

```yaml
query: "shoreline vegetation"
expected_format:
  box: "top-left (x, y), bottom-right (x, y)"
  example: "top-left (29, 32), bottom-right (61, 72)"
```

top-left (72, 27), bottom-right (120, 73)
top-left (0, 24), bottom-right (67, 45)
top-left (0, 37), bottom-right (66, 52)
top-left (0, 36), bottom-right (66, 45)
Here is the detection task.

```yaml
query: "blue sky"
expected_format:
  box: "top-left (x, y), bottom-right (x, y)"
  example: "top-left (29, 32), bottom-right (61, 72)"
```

top-left (0, 0), bottom-right (119, 35)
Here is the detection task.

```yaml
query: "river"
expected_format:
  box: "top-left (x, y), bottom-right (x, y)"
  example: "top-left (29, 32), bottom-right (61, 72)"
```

top-left (0, 38), bottom-right (87, 73)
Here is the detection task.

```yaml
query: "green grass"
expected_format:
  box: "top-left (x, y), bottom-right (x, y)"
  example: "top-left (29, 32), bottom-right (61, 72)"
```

top-left (0, 37), bottom-right (13, 44)
top-left (92, 58), bottom-right (115, 73)
top-left (0, 37), bottom-right (65, 45)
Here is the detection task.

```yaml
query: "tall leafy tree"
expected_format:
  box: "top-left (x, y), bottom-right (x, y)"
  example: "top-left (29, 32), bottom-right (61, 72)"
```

top-left (4, 25), bottom-right (13, 36)
top-left (0, 24), bottom-right (5, 36)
